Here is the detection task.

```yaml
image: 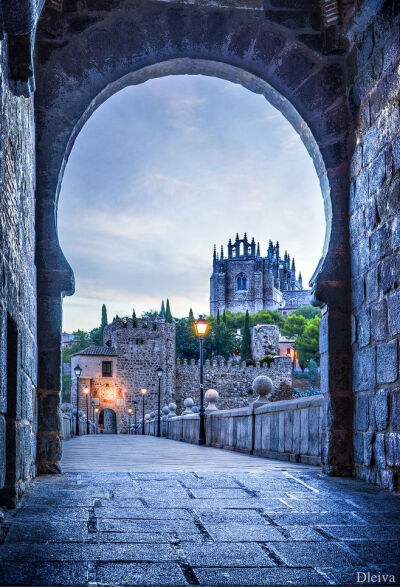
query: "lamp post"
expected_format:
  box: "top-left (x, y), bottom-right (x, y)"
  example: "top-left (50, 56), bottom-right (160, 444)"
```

top-left (83, 387), bottom-right (90, 434)
top-left (141, 388), bottom-right (147, 434)
top-left (94, 408), bottom-right (99, 434)
top-left (193, 317), bottom-right (210, 445)
top-left (91, 400), bottom-right (95, 433)
top-left (74, 364), bottom-right (82, 436)
top-left (156, 367), bottom-right (163, 437)
top-left (128, 408), bottom-right (132, 434)
top-left (133, 400), bottom-right (138, 434)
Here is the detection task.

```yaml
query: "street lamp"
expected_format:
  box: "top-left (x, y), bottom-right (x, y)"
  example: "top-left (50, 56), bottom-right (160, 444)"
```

top-left (74, 364), bottom-right (82, 436)
top-left (83, 387), bottom-right (90, 434)
top-left (133, 400), bottom-right (138, 434)
top-left (128, 407), bottom-right (133, 434)
top-left (141, 388), bottom-right (147, 435)
top-left (156, 367), bottom-right (163, 437)
top-left (193, 317), bottom-right (210, 445)
top-left (91, 400), bottom-right (95, 433)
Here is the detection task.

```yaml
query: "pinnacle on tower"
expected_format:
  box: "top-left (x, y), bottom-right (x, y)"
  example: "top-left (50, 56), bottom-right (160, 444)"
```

top-left (220, 245), bottom-right (224, 259)
top-left (291, 258), bottom-right (296, 271)
top-left (244, 232), bottom-right (248, 242)
top-left (256, 242), bottom-right (260, 257)
top-left (235, 232), bottom-right (239, 242)
top-left (213, 244), bottom-right (216, 259)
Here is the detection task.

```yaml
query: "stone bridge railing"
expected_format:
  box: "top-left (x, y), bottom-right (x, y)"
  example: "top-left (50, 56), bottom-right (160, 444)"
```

top-left (61, 404), bottom-right (95, 439)
top-left (146, 394), bottom-right (324, 466)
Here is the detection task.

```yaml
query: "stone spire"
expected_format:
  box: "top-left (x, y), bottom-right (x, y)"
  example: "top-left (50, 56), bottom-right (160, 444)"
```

top-left (220, 245), bottom-right (224, 259)
top-left (256, 242), bottom-right (260, 257)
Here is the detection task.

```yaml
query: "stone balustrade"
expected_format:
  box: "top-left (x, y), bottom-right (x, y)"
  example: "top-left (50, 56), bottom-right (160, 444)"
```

top-left (145, 394), bottom-right (324, 465)
top-left (60, 405), bottom-right (96, 439)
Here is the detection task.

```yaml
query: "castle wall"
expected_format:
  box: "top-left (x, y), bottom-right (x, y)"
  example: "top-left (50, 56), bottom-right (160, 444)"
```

top-left (175, 357), bottom-right (292, 411)
top-left (348, 0), bottom-right (400, 491)
top-left (0, 45), bottom-right (37, 506)
top-left (104, 318), bottom-right (176, 415)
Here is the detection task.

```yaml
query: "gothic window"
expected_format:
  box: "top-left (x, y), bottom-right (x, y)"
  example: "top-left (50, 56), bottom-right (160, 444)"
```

top-left (236, 273), bottom-right (247, 291)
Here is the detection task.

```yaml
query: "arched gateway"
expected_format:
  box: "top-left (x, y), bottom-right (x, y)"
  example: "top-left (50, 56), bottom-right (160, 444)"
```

top-left (99, 409), bottom-right (117, 435)
top-left (34, 1), bottom-right (352, 479)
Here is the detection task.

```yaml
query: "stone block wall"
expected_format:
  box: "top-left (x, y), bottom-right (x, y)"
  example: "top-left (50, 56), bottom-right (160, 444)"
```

top-left (0, 44), bottom-right (37, 506)
top-left (175, 357), bottom-right (292, 412)
top-left (348, 0), bottom-right (400, 490)
top-left (104, 317), bottom-right (176, 414)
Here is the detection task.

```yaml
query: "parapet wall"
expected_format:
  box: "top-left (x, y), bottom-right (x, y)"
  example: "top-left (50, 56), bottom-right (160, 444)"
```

top-left (146, 394), bottom-right (324, 466)
top-left (175, 357), bottom-right (292, 411)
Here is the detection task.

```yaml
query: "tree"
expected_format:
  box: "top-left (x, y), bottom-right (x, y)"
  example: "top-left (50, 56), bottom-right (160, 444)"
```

top-left (188, 308), bottom-right (194, 322)
top-left (307, 359), bottom-right (319, 388)
top-left (296, 316), bottom-right (321, 368)
top-left (175, 317), bottom-right (198, 360)
top-left (160, 300), bottom-right (166, 318)
top-left (217, 309), bottom-right (220, 324)
top-left (90, 326), bottom-right (101, 346)
top-left (222, 309), bottom-right (227, 323)
top-left (141, 309), bottom-right (159, 318)
top-left (165, 299), bottom-right (173, 323)
top-left (132, 308), bottom-right (138, 327)
top-left (249, 309), bottom-right (285, 329)
top-left (281, 314), bottom-right (307, 338)
top-left (240, 310), bottom-right (252, 361)
top-left (293, 305), bottom-right (321, 320)
top-left (209, 320), bottom-right (235, 359)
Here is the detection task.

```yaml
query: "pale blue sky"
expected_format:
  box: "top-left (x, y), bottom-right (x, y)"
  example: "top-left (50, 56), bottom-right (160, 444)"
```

top-left (59, 75), bottom-right (325, 332)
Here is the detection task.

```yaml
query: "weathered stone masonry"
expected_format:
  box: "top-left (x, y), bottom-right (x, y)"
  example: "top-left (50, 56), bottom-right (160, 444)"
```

top-left (348, 0), bottom-right (400, 490)
top-left (176, 357), bottom-right (292, 411)
top-left (0, 22), bottom-right (37, 505)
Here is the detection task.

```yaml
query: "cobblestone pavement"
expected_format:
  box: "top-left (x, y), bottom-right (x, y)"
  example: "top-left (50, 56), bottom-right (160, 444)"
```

top-left (0, 439), bottom-right (399, 586)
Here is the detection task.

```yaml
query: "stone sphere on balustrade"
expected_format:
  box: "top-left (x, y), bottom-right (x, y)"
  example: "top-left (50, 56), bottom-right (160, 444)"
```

top-left (162, 405), bottom-right (170, 416)
top-left (192, 405), bottom-right (199, 413)
top-left (145, 413), bottom-right (151, 421)
top-left (150, 411), bottom-right (156, 419)
top-left (252, 375), bottom-right (273, 400)
top-left (168, 402), bottom-right (177, 412)
top-left (205, 388), bottom-right (219, 403)
top-left (184, 398), bottom-right (194, 409)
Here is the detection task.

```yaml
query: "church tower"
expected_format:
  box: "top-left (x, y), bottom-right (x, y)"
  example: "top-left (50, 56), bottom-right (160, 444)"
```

top-left (210, 234), bottom-right (310, 316)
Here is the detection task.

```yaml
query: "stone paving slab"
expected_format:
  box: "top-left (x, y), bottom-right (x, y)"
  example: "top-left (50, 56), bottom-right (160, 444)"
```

top-left (0, 437), bottom-right (399, 586)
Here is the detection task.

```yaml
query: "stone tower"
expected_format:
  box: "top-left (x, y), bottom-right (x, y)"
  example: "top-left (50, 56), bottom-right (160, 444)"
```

top-left (210, 234), bottom-right (310, 316)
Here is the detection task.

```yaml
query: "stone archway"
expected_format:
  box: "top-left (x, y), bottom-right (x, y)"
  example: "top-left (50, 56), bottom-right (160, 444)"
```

top-left (99, 409), bottom-right (117, 435)
top-left (34, 0), bottom-right (352, 477)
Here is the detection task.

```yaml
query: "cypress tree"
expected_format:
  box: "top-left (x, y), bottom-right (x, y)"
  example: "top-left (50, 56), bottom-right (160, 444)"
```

top-left (132, 308), bottom-right (138, 327)
top-left (217, 309), bottom-right (220, 325)
top-left (188, 308), bottom-right (194, 322)
top-left (240, 310), bottom-right (252, 361)
top-left (222, 309), bottom-right (226, 323)
top-left (160, 300), bottom-right (166, 318)
top-left (99, 304), bottom-right (108, 344)
top-left (165, 299), bottom-right (173, 323)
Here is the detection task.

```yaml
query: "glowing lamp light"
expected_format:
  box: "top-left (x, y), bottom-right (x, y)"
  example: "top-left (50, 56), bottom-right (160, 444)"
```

top-left (95, 408), bottom-right (99, 413)
top-left (128, 408), bottom-right (133, 414)
top-left (140, 388), bottom-right (147, 396)
top-left (156, 367), bottom-right (163, 378)
top-left (83, 387), bottom-right (89, 395)
top-left (193, 317), bottom-right (210, 338)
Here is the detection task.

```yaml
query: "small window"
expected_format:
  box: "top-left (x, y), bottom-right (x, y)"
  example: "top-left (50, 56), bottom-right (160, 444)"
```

top-left (236, 273), bottom-right (247, 291)
top-left (286, 348), bottom-right (291, 355)
top-left (102, 361), bottom-right (112, 377)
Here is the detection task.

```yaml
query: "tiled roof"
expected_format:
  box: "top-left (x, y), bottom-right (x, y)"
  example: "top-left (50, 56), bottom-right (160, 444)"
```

top-left (71, 345), bottom-right (117, 357)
